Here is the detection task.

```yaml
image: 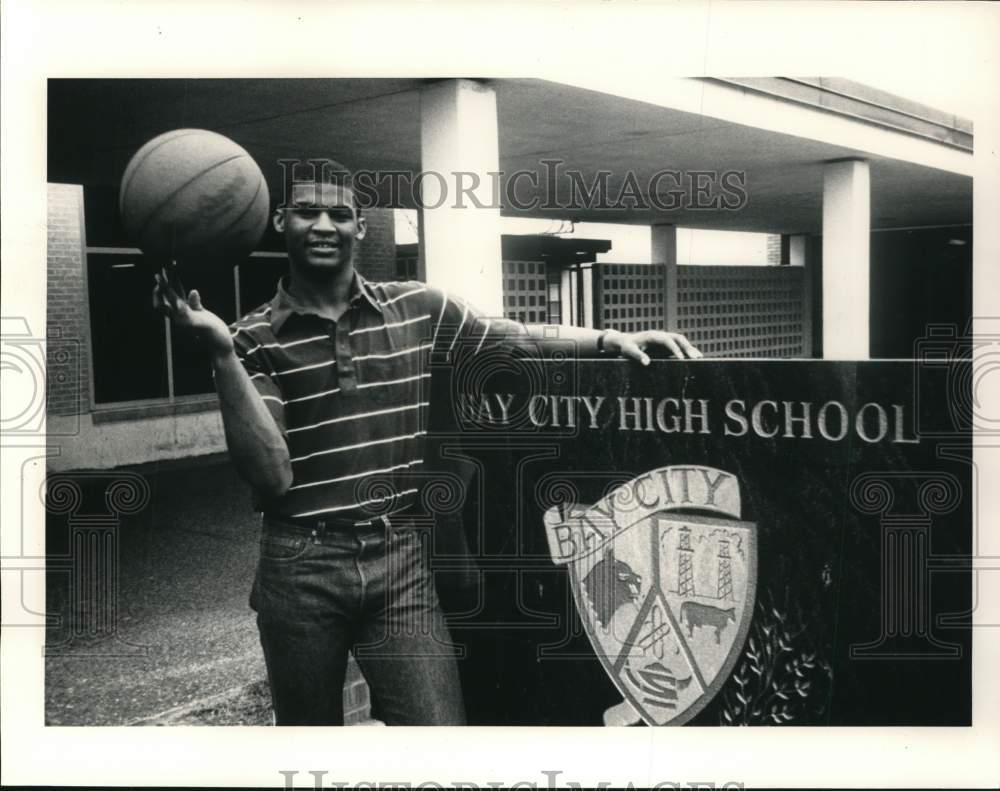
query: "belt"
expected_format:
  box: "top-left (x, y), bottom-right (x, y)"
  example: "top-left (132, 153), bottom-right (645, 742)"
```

top-left (263, 507), bottom-right (410, 534)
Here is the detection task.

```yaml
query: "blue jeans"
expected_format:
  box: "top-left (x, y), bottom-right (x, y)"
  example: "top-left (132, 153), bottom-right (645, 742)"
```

top-left (250, 515), bottom-right (466, 725)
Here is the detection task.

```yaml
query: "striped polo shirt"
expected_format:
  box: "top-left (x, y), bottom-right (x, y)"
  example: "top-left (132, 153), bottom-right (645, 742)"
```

top-left (228, 273), bottom-right (527, 521)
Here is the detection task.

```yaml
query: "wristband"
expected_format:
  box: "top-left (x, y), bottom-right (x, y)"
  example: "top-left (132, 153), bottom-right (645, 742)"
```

top-left (596, 330), bottom-right (611, 355)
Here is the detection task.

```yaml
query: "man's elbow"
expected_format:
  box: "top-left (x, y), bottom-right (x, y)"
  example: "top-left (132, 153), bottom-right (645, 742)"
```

top-left (236, 449), bottom-right (292, 500)
top-left (258, 455), bottom-right (293, 499)
top-left (259, 472), bottom-right (292, 500)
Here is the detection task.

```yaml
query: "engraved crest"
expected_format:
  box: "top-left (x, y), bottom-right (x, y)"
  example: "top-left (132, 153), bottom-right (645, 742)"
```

top-left (545, 465), bottom-right (757, 726)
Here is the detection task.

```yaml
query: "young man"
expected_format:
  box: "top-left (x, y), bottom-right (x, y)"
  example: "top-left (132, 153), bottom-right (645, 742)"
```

top-left (153, 168), bottom-right (701, 725)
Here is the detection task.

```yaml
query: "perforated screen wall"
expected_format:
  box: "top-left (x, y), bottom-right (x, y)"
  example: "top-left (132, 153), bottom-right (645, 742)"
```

top-left (503, 259), bottom-right (550, 323)
top-left (595, 263), bottom-right (667, 333)
top-left (592, 262), bottom-right (810, 358)
top-left (674, 265), bottom-right (809, 357)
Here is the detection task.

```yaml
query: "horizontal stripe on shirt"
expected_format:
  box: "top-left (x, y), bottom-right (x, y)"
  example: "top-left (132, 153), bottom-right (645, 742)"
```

top-left (281, 372), bottom-right (431, 406)
top-left (286, 401), bottom-right (429, 434)
top-left (231, 321), bottom-right (270, 337)
top-left (349, 313), bottom-right (430, 336)
top-left (244, 334), bottom-right (328, 356)
top-left (228, 276), bottom-right (531, 521)
top-left (292, 488), bottom-right (420, 519)
top-left (289, 430), bottom-right (428, 463)
top-left (288, 459), bottom-right (424, 491)
top-left (379, 287), bottom-right (426, 306)
top-left (353, 342), bottom-right (433, 362)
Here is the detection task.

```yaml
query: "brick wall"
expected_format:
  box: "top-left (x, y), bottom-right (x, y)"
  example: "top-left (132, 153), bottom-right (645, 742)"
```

top-left (355, 208), bottom-right (396, 283)
top-left (47, 184), bottom-right (91, 417)
top-left (342, 656), bottom-right (373, 724)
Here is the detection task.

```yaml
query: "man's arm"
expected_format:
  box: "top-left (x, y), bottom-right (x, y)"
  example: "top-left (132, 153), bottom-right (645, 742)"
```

top-left (525, 324), bottom-right (702, 364)
top-left (428, 288), bottom-right (700, 364)
top-left (210, 348), bottom-right (293, 498)
top-left (153, 271), bottom-right (292, 498)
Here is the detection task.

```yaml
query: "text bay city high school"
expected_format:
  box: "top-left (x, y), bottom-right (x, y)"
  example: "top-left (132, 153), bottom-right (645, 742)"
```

top-left (462, 392), bottom-right (919, 444)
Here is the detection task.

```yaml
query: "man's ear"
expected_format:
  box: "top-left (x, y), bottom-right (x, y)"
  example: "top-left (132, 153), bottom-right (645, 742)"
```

top-left (272, 209), bottom-right (285, 234)
top-left (355, 214), bottom-right (367, 241)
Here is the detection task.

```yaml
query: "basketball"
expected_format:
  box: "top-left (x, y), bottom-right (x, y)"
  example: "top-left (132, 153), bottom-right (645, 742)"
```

top-left (119, 129), bottom-right (270, 263)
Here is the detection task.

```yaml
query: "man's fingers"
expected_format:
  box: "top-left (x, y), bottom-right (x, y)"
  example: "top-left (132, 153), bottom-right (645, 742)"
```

top-left (157, 269), bottom-right (173, 305)
top-left (640, 330), bottom-right (702, 359)
top-left (154, 270), bottom-right (196, 324)
top-left (675, 333), bottom-right (703, 359)
top-left (167, 267), bottom-right (187, 297)
top-left (655, 333), bottom-right (684, 360)
top-left (638, 331), bottom-right (683, 359)
top-left (159, 268), bottom-right (192, 315)
top-left (620, 338), bottom-right (651, 366)
top-left (158, 268), bottom-right (181, 308)
top-left (152, 273), bottom-right (172, 313)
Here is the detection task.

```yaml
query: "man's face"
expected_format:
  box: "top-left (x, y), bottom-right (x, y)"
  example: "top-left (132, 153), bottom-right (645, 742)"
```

top-left (273, 182), bottom-right (366, 274)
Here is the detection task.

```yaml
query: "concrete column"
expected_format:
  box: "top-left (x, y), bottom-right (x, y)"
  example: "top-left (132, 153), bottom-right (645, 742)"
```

top-left (822, 159), bottom-right (870, 359)
top-left (559, 268), bottom-right (575, 326)
top-left (419, 80), bottom-right (503, 315)
top-left (789, 235), bottom-right (807, 267)
top-left (790, 234), bottom-right (813, 357)
top-left (581, 266), bottom-right (594, 328)
top-left (415, 208), bottom-right (427, 282)
top-left (651, 224), bottom-right (678, 329)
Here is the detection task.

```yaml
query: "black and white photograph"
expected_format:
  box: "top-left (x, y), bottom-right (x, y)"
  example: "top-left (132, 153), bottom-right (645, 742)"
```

top-left (2, 2), bottom-right (999, 788)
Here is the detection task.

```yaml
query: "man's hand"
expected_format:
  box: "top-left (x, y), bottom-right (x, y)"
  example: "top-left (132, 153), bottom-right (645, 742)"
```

top-left (152, 268), bottom-right (234, 361)
top-left (604, 329), bottom-right (702, 365)
top-left (154, 267), bottom-right (291, 498)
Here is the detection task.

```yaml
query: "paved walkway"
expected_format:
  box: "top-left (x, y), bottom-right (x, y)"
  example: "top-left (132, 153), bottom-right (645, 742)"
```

top-left (45, 455), bottom-right (270, 725)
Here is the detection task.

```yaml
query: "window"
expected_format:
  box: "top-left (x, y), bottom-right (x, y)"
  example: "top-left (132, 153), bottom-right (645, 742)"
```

top-left (87, 252), bottom-right (170, 403)
top-left (171, 258), bottom-right (239, 397)
top-left (86, 248), bottom-right (288, 405)
top-left (395, 256), bottom-right (418, 281)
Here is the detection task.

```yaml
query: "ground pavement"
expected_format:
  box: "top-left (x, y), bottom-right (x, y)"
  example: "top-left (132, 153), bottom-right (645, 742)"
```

top-left (44, 455), bottom-right (271, 725)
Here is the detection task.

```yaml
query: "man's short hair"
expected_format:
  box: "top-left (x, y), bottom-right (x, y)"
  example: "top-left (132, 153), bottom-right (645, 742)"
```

top-left (278, 157), bottom-right (360, 212)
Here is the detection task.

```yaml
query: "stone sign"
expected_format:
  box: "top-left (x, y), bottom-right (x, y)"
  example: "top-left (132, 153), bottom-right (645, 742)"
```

top-left (426, 352), bottom-right (972, 726)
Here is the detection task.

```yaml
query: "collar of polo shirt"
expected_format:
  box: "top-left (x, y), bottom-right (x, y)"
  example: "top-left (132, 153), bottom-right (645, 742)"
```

top-left (269, 273), bottom-right (384, 333)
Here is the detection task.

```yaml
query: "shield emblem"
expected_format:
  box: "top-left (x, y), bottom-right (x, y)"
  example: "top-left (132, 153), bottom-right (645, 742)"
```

top-left (545, 465), bottom-right (757, 726)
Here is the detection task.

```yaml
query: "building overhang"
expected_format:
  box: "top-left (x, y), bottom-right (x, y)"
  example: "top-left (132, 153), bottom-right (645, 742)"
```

top-left (397, 234), bottom-right (613, 266)
top-left (47, 77), bottom-right (972, 236)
